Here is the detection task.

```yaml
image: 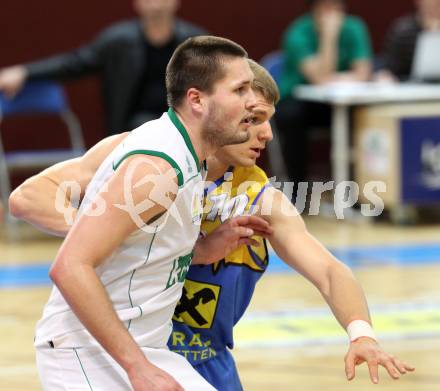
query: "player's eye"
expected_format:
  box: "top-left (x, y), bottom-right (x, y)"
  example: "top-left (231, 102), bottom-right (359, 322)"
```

top-left (236, 85), bottom-right (249, 95)
top-left (250, 115), bottom-right (264, 125)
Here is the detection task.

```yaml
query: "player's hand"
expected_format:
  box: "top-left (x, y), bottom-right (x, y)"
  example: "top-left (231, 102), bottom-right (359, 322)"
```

top-left (344, 337), bottom-right (415, 384)
top-left (0, 65), bottom-right (27, 98)
top-left (128, 362), bottom-right (184, 391)
top-left (192, 215), bottom-right (273, 265)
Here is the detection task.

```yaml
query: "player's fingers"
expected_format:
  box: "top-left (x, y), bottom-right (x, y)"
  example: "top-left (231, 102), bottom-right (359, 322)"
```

top-left (231, 215), bottom-right (261, 226)
top-left (389, 356), bottom-right (408, 374)
top-left (403, 362), bottom-right (415, 372)
top-left (232, 227), bottom-right (271, 239)
top-left (382, 357), bottom-right (401, 379)
top-left (239, 227), bottom-right (272, 238)
top-left (367, 358), bottom-right (379, 384)
top-left (238, 238), bottom-right (260, 247)
top-left (247, 229), bottom-right (272, 238)
top-left (232, 226), bottom-right (254, 238)
top-left (234, 215), bottom-right (272, 232)
top-left (394, 358), bottom-right (415, 373)
top-left (241, 222), bottom-right (272, 232)
top-left (344, 353), bottom-right (356, 381)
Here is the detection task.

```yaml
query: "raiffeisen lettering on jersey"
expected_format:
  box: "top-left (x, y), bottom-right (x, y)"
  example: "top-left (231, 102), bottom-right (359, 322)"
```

top-left (170, 331), bottom-right (218, 361)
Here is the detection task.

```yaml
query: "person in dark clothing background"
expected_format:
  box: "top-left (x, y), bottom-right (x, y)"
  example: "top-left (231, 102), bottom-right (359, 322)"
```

top-left (0, 0), bottom-right (206, 135)
top-left (377, 0), bottom-right (440, 81)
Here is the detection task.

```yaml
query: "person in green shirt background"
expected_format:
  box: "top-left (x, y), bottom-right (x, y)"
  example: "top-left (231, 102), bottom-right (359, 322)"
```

top-left (274, 0), bottom-right (372, 191)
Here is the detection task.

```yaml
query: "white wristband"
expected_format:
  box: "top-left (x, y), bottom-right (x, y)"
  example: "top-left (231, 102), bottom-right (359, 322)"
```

top-left (346, 320), bottom-right (377, 342)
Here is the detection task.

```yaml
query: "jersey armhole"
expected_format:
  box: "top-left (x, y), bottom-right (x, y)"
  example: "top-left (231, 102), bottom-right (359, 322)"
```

top-left (251, 182), bottom-right (272, 209)
top-left (112, 149), bottom-right (184, 187)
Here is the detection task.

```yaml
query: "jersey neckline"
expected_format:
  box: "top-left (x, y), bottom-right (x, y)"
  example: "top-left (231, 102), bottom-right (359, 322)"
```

top-left (167, 108), bottom-right (201, 173)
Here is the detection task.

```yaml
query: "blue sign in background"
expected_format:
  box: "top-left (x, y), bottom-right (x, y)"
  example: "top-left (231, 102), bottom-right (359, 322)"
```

top-left (401, 117), bottom-right (440, 204)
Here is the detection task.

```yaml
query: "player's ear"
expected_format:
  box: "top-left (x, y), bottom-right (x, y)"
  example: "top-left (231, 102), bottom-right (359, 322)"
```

top-left (187, 88), bottom-right (204, 115)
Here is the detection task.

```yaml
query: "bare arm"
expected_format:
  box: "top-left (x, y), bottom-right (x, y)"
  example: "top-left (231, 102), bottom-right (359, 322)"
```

top-left (50, 155), bottom-right (183, 390)
top-left (261, 188), bottom-right (370, 327)
top-left (9, 132), bottom-right (128, 236)
top-left (259, 188), bottom-right (414, 382)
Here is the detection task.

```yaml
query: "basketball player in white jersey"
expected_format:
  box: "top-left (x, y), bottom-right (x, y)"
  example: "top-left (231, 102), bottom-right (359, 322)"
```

top-left (12, 36), bottom-right (277, 391)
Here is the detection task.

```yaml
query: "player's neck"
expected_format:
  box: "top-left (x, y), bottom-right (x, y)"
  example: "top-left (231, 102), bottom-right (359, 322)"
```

top-left (206, 156), bottom-right (229, 182)
top-left (172, 108), bottom-right (207, 168)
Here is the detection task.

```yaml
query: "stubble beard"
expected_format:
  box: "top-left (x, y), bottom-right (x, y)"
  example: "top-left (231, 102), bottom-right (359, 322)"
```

top-left (201, 102), bottom-right (250, 148)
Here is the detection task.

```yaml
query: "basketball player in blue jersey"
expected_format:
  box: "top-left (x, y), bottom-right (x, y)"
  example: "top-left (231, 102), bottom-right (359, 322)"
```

top-left (10, 60), bottom-right (414, 390)
top-left (168, 60), bottom-right (414, 389)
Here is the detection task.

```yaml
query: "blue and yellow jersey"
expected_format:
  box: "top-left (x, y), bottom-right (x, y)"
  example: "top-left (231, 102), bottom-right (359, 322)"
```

top-left (168, 165), bottom-right (271, 366)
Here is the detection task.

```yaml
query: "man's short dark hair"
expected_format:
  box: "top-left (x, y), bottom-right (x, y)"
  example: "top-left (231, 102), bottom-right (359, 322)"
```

top-left (166, 35), bottom-right (248, 108)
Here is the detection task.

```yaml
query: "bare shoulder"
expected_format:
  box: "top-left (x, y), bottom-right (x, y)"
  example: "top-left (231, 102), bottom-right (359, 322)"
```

top-left (257, 186), bottom-right (306, 231)
top-left (40, 132), bottom-right (129, 192)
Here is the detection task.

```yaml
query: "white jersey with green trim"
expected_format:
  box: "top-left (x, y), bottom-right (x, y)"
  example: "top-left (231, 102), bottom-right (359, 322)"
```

top-left (35, 109), bottom-right (205, 349)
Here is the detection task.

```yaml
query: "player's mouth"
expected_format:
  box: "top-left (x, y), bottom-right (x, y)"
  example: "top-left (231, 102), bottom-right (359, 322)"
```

top-left (250, 147), bottom-right (261, 158)
top-left (240, 115), bottom-right (253, 127)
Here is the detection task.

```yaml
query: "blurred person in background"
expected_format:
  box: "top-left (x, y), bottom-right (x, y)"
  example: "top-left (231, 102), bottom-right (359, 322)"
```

top-left (378, 0), bottom-right (440, 81)
top-left (0, 0), bottom-right (206, 136)
top-left (274, 0), bottom-right (372, 188)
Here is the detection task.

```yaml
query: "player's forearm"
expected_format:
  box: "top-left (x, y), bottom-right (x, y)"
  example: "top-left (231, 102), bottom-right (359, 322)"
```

top-left (192, 236), bottom-right (214, 265)
top-left (192, 233), bottom-right (225, 265)
top-left (271, 229), bottom-right (371, 329)
top-left (321, 261), bottom-right (372, 329)
top-left (49, 258), bottom-right (149, 372)
top-left (9, 177), bottom-right (73, 237)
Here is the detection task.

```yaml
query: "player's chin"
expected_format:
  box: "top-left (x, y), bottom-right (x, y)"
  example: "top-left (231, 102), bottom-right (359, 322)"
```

top-left (239, 157), bottom-right (256, 167)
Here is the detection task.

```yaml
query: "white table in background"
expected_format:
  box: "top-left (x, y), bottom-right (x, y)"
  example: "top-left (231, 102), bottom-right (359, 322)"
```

top-left (295, 83), bottom-right (440, 217)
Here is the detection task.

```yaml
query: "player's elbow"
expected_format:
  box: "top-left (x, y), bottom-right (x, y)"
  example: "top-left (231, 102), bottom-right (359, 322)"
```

top-left (9, 179), bottom-right (42, 220)
top-left (49, 258), bottom-right (68, 285)
top-left (48, 264), bottom-right (59, 285)
top-left (8, 187), bottom-right (28, 219)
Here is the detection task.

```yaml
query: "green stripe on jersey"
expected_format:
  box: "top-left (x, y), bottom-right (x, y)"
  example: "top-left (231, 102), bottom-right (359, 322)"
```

top-left (167, 108), bottom-right (201, 173)
top-left (112, 150), bottom-right (184, 187)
